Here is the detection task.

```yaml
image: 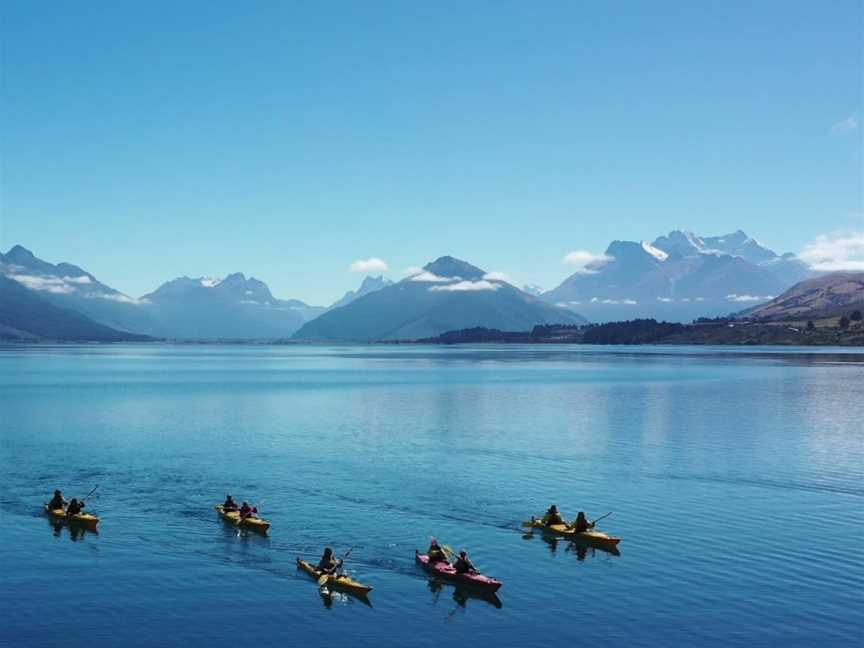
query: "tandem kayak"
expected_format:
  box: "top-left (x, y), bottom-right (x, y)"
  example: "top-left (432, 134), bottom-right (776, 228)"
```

top-left (214, 505), bottom-right (271, 533)
top-left (522, 518), bottom-right (621, 548)
top-left (44, 505), bottom-right (100, 530)
top-left (415, 552), bottom-right (502, 592)
top-left (296, 558), bottom-right (373, 595)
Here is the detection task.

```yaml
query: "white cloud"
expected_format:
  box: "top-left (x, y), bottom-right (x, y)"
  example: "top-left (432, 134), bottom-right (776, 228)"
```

top-left (589, 297), bottom-right (638, 305)
top-left (90, 293), bottom-right (148, 305)
top-left (726, 293), bottom-right (774, 303)
top-left (349, 257), bottom-right (389, 273)
top-left (562, 250), bottom-right (613, 272)
top-left (483, 271), bottom-right (511, 283)
top-left (9, 274), bottom-right (79, 294)
top-left (410, 271), bottom-right (451, 283)
top-left (429, 280), bottom-right (500, 292)
top-left (800, 231), bottom-right (864, 271)
top-left (830, 115), bottom-right (859, 136)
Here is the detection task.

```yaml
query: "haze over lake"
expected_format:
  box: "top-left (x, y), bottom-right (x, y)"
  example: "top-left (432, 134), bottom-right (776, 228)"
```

top-left (2, 344), bottom-right (862, 647)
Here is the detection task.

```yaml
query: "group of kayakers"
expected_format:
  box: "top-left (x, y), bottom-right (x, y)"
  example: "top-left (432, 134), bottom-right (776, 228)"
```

top-left (541, 504), bottom-right (595, 533)
top-left (48, 489), bottom-right (615, 599)
top-left (222, 494), bottom-right (260, 521)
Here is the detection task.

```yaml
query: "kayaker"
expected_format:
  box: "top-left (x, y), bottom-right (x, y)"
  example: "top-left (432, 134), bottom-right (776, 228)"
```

top-left (453, 551), bottom-right (477, 574)
top-left (239, 502), bottom-right (257, 520)
top-left (48, 490), bottom-right (66, 510)
top-left (317, 547), bottom-right (341, 574)
top-left (427, 539), bottom-right (448, 563)
top-left (572, 511), bottom-right (595, 533)
top-left (223, 495), bottom-right (238, 512)
top-left (66, 498), bottom-right (84, 516)
top-left (542, 504), bottom-right (565, 526)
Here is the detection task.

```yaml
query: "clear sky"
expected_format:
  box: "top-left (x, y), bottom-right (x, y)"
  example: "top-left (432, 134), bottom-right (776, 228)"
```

top-left (2, 1), bottom-right (862, 304)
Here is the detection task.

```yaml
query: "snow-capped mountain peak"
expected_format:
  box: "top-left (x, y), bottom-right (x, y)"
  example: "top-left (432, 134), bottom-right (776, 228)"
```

top-left (641, 241), bottom-right (669, 262)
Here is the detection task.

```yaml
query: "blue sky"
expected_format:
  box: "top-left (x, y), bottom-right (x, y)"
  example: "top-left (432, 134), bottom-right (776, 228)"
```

top-left (2, 1), bottom-right (862, 304)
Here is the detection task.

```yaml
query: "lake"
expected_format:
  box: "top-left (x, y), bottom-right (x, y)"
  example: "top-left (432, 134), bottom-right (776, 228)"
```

top-left (1, 344), bottom-right (862, 647)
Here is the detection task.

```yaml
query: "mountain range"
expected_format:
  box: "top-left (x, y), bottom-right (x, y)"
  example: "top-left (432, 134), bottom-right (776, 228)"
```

top-left (0, 230), bottom-right (828, 341)
top-left (0, 246), bottom-right (324, 340)
top-left (292, 256), bottom-right (586, 341)
top-left (542, 230), bottom-right (813, 322)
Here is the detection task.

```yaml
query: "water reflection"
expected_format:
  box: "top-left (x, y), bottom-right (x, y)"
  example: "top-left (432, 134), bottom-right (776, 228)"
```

top-left (425, 578), bottom-right (503, 610)
top-left (47, 517), bottom-right (97, 542)
top-left (522, 531), bottom-right (621, 558)
top-left (318, 587), bottom-right (373, 609)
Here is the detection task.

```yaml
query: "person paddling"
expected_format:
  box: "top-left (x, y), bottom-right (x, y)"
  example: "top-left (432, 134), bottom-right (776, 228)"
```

top-left (48, 490), bottom-right (67, 511)
top-left (66, 498), bottom-right (85, 516)
top-left (317, 547), bottom-right (342, 575)
top-left (238, 501), bottom-right (258, 520)
top-left (571, 511), bottom-right (595, 533)
top-left (542, 504), bottom-right (565, 526)
top-left (427, 539), bottom-right (448, 563)
top-left (222, 495), bottom-right (238, 512)
top-left (453, 551), bottom-right (477, 574)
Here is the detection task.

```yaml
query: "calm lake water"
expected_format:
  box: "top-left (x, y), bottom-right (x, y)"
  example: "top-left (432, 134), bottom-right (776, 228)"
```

top-left (1, 344), bottom-right (862, 647)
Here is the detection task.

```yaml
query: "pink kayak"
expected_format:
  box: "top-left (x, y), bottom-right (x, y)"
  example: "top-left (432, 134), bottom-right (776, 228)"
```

top-left (415, 551), bottom-right (502, 592)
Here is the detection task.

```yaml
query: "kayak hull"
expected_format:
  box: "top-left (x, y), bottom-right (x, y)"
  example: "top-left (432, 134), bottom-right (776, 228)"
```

top-left (522, 519), bottom-right (621, 547)
top-left (214, 505), bottom-right (271, 533)
top-left (44, 505), bottom-right (100, 530)
top-left (296, 558), bottom-right (373, 594)
top-left (416, 552), bottom-right (502, 592)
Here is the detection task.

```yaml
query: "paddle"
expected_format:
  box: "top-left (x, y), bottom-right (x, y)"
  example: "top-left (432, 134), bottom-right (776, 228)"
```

top-left (441, 544), bottom-right (457, 559)
top-left (317, 546), bottom-right (355, 586)
top-left (591, 511), bottom-right (613, 526)
top-left (81, 485), bottom-right (99, 503)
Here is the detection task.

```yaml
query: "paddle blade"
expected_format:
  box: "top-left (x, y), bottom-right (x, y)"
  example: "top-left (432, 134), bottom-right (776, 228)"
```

top-left (441, 544), bottom-right (456, 557)
top-left (317, 574), bottom-right (329, 586)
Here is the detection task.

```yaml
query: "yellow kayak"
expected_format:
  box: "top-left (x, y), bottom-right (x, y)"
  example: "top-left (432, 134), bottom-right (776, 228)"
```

top-left (522, 518), bottom-right (621, 548)
top-left (44, 505), bottom-right (100, 530)
top-left (296, 558), bottom-right (373, 595)
top-left (214, 505), bottom-right (271, 533)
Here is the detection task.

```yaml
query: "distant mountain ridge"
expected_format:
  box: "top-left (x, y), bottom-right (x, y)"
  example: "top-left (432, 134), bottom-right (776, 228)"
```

top-left (139, 272), bottom-right (323, 339)
top-left (328, 275), bottom-right (393, 311)
top-left (0, 275), bottom-right (151, 342)
top-left (741, 272), bottom-right (864, 321)
top-left (1, 246), bottom-right (323, 340)
top-left (293, 255), bottom-right (586, 341)
top-left (1, 245), bottom-right (160, 334)
top-left (542, 229), bottom-right (813, 322)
